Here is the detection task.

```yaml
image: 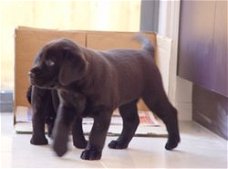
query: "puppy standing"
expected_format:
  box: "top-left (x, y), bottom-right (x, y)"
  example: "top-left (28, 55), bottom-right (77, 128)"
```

top-left (26, 85), bottom-right (56, 138)
top-left (29, 35), bottom-right (180, 160)
top-left (28, 85), bottom-right (87, 148)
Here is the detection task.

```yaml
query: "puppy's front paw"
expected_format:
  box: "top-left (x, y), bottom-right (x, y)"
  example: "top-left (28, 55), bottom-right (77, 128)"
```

top-left (165, 134), bottom-right (180, 150)
top-left (53, 139), bottom-right (68, 157)
top-left (108, 140), bottom-right (128, 149)
top-left (80, 149), bottom-right (102, 160)
top-left (30, 135), bottom-right (48, 145)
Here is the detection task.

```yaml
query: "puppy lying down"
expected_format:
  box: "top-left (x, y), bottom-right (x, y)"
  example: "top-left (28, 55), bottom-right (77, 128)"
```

top-left (29, 35), bottom-right (180, 160)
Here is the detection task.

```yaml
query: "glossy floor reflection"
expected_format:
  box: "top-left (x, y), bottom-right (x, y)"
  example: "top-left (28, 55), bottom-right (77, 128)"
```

top-left (1, 113), bottom-right (227, 168)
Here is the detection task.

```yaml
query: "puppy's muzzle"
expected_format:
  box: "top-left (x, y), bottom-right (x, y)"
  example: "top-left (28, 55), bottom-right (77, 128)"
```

top-left (29, 67), bottom-right (42, 78)
top-left (29, 67), bottom-right (44, 85)
top-left (28, 71), bottom-right (35, 79)
top-left (29, 71), bottom-right (38, 86)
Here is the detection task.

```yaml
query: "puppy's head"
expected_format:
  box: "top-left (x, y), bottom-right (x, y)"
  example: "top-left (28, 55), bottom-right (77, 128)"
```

top-left (29, 39), bottom-right (88, 89)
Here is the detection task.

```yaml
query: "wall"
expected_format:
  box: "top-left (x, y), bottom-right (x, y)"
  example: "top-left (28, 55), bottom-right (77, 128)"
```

top-left (158, 0), bottom-right (192, 121)
top-left (0, 0), bottom-right (140, 90)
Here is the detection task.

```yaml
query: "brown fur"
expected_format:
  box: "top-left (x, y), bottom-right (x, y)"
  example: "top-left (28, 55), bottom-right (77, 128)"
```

top-left (29, 36), bottom-right (180, 160)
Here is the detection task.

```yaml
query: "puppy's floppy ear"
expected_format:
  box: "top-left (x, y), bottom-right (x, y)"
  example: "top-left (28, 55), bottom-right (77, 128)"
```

top-left (59, 48), bottom-right (88, 86)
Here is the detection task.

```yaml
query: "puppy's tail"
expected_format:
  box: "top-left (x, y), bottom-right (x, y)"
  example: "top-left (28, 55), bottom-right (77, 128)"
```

top-left (134, 33), bottom-right (155, 57)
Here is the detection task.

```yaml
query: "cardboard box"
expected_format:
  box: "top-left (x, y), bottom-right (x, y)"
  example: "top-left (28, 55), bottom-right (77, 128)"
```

top-left (14, 27), bottom-right (169, 136)
top-left (14, 26), bottom-right (156, 111)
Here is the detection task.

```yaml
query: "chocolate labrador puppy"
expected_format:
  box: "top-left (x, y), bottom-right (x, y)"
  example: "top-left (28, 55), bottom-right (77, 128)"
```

top-left (29, 35), bottom-right (180, 160)
top-left (28, 85), bottom-right (87, 148)
top-left (26, 85), bottom-right (56, 138)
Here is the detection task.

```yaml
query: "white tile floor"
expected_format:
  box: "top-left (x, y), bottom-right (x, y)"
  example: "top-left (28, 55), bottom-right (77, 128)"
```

top-left (1, 113), bottom-right (227, 168)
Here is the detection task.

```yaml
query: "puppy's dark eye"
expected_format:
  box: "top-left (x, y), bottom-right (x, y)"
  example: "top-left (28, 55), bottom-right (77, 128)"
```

top-left (45, 60), bottom-right (55, 67)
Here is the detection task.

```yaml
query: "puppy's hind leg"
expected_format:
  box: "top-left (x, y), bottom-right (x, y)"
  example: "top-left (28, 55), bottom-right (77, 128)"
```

top-left (108, 100), bottom-right (139, 149)
top-left (142, 94), bottom-right (180, 150)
